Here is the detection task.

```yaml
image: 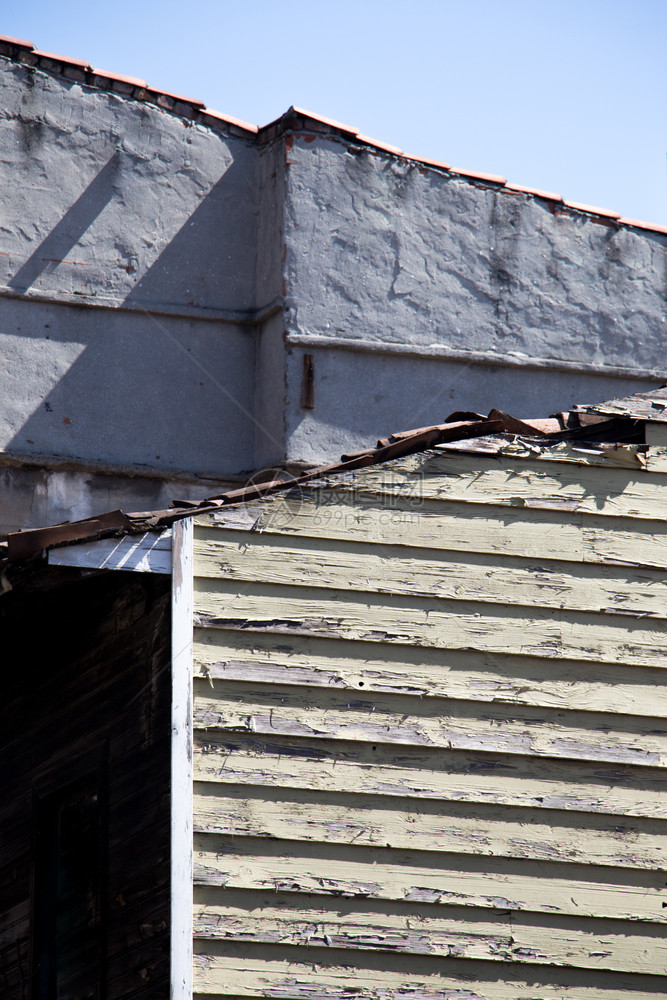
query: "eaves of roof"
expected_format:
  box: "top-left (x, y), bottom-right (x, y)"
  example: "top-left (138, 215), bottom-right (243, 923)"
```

top-left (2, 34), bottom-right (667, 238)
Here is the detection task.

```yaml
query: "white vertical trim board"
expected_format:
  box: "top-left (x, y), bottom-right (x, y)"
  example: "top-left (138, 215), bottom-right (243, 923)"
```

top-left (170, 517), bottom-right (194, 1000)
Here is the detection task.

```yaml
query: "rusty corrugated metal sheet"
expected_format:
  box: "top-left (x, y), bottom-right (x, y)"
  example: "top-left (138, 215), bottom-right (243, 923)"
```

top-left (6, 510), bottom-right (133, 561)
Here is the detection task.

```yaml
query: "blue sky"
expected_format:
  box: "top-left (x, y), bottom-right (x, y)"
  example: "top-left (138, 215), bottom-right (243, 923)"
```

top-left (4, 0), bottom-right (667, 224)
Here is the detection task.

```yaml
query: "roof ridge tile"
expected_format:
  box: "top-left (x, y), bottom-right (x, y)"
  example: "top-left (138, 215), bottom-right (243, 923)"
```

top-left (408, 154), bottom-right (451, 171)
top-left (32, 50), bottom-right (91, 69)
top-left (505, 182), bottom-right (562, 202)
top-left (451, 167), bottom-right (506, 185)
top-left (289, 106), bottom-right (359, 135)
top-left (619, 217), bottom-right (667, 236)
top-left (0, 34), bottom-right (34, 49)
top-left (92, 68), bottom-right (148, 89)
top-left (145, 86), bottom-right (204, 108)
top-left (355, 134), bottom-right (403, 155)
top-left (564, 200), bottom-right (621, 220)
top-left (200, 108), bottom-right (258, 134)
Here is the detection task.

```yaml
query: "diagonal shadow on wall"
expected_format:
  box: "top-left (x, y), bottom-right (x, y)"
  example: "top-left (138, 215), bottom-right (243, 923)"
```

top-left (120, 155), bottom-right (259, 314)
top-left (4, 151), bottom-right (262, 475)
top-left (8, 153), bottom-right (120, 293)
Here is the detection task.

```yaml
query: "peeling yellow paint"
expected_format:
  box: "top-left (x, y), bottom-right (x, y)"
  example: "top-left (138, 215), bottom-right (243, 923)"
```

top-left (193, 944), bottom-right (667, 998)
top-left (198, 496), bottom-right (667, 568)
top-left (194, 531), bottom-right (667, 617)
top-left (193, 679), bottom-right (667, 767)
top-left (195, 580), bottom-right (667, 669)
top-left (193, 730), bottom-right (667, 818)
top-left (192, 444), bottom-right (667, 998)
top-left (193, 833), bottom-right (666, 923)
top-left (193, 783), bottom-right (666, 869)
top-left (193, 631), bottom-right (667, 717)
top-left (192, 888), bottom-right (666, 974)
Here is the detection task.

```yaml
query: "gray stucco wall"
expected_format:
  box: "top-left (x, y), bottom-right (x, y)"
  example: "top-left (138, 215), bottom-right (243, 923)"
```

top-left (284, 136), bottom-right (667, 368)
top-left (1, 59), bottom-right (262, 478)
top-left (280, 135), bottom-right (666, 464)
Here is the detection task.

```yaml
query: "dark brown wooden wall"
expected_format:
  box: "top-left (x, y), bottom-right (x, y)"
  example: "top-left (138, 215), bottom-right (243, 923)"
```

top-left (0, 566), bottom-right (171, 998)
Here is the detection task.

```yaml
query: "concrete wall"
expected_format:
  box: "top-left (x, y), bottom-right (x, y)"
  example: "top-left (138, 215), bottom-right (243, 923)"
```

top-left (281, 135), bottom-right (667, 464)
top-left (0, 58), bottom-right (262, 479)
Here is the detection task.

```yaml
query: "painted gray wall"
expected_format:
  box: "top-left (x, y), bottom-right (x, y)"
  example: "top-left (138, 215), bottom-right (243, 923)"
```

top-left (0, 458), bottom-right (240, 537)
top-left (280, 136), bottom-right (666, 464)
top-left (1, 59), bottom-right (263, 479)
top-left (282, 346), bottom-right (653, 467)
top-left (283, 136), bottom-right (667, 368)
top-left (2, 55), bottom-right (667, 530)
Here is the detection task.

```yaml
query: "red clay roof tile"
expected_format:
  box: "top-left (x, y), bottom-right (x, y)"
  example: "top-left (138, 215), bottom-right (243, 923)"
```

top-left (564, 200), bottom-right (621, 219)
top-left (92, 68), bottom-right (148, 88)
top-left (619, 217), bottom-right (667, 236)
top-left (0, 34), bottom-right (34, 48)
top-left (290, 106), bottom-right (358, 135)
top-left (410, 154), bottom-right (451, 171)
top-left (356, 135), bottom-right (403, 155)
top-left (200, 108), bottom-right (258, 134)
top-left (505, 182), bottom-right (562, 202)
top-left (451, 168), bottom-right (506, 185)
top-left (147, 87), bottom-right (204, 108)
top-left (32, 50), bottom-right (91, 69)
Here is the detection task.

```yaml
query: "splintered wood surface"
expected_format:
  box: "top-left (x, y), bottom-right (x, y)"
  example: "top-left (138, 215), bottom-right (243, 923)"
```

top-left (192, 445), bottom-right (667, 998)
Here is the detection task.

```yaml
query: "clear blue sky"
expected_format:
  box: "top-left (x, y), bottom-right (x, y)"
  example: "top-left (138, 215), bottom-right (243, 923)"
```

top-left (5, 0), bottom-right (667, 225)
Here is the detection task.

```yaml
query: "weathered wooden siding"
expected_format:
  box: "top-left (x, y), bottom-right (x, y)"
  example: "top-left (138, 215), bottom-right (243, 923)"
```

top-left (192, 444), bottom-right (667, 999)
top-left (0, 569), bottom-right (171, 998)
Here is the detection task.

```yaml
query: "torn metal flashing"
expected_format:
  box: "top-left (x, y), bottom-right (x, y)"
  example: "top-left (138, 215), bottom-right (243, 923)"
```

top-left (3, 386), bottom-right (659, 565)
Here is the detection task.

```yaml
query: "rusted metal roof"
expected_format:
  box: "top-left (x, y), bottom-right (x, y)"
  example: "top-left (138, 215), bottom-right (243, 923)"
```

top-left (1, 402), bottom-right (649, 563)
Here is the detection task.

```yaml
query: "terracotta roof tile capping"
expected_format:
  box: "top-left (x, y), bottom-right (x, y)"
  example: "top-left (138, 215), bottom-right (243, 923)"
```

top-left (4, 386), bottom-right (662, 564)
top-left (505, 182), bottom-right (563, 203)
top-left (92, 68), bottom-right (148, 89)
top-left (1, 32), bottom-right (665, 236)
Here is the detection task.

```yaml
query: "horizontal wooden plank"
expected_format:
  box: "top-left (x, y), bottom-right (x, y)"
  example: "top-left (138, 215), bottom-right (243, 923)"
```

top-left (584, 522), bottom-right (667, 569)
top-left (194, 579), bottom-right (667, 669)
top-left (192, 888), bottom-right (667, 975)
top-left (193, 785), bottom-right (667, 870)
top-left (193, 679), bottom-right (667, 768)
top-left (194, 531), bottom-right (667, 618)
top-left (193, 942), bottom-right (667, 999)
top-left (199, 497), bottom-right (667, 570)
top-left (193, 731), bottom-right (667, 819)
top-left (342, 451), bottom-right (667, 522)
top-left (437, 441), bottom-right (656, 472)
top-left (193, 834), bottom-right (667, 924)
top-left (193, 630), bottom-right (667, 718)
